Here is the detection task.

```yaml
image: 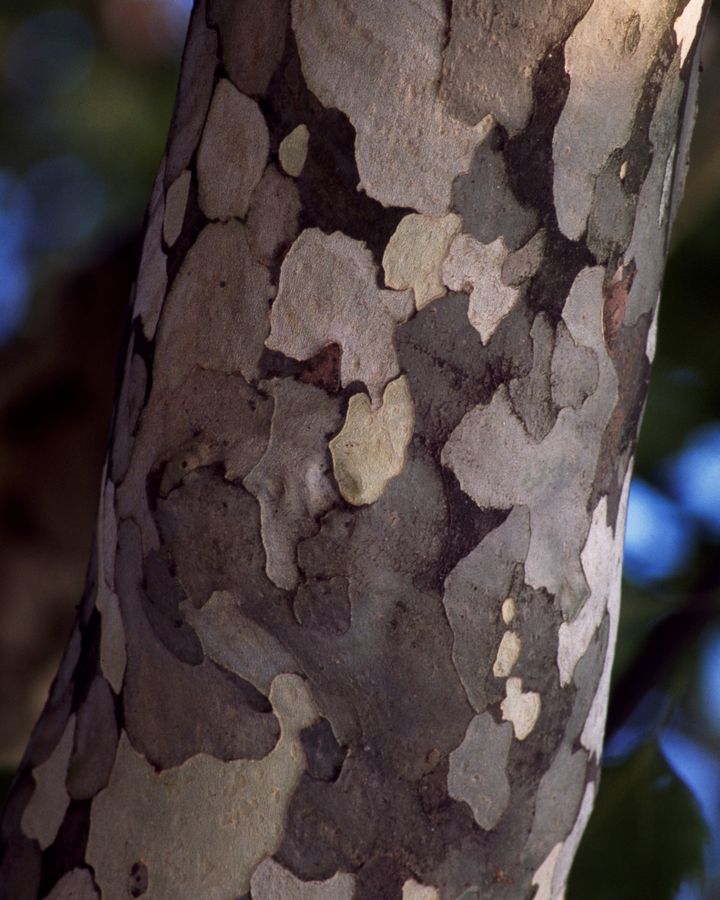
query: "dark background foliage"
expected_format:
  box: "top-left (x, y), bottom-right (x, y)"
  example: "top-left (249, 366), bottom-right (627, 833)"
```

top-left (0, 3), bottom-right (718, 896)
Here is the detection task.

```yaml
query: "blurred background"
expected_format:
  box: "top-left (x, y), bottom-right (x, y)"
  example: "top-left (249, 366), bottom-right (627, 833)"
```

top-left (0, 2), bottom-right (718, 897)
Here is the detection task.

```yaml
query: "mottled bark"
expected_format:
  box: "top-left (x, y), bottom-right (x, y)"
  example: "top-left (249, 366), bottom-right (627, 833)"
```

top-left (0, 1), bottom-right (709, 898)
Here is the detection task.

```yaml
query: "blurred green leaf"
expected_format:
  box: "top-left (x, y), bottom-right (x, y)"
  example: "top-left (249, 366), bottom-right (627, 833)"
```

top-left (568, 742), bottom-right (709, 900)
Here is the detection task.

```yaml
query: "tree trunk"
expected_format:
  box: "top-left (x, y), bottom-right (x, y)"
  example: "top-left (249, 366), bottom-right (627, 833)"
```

top-left (0, 1), bottom-right (709, 898)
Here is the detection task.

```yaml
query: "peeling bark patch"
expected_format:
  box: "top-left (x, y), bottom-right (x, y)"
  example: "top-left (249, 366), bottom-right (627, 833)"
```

top-left (152, 464), bottom-right (272, 609)
top-left (448, 713), bottom-right (513, 830)
top-left (153, 221), bottom-right (272, 390)
top-left (116, 516), bottom-right (281, 769)
top-left (244, 378), bottom-right (342, 589)
top-left (263, 44), bottom-right (412, 269)
top-left (532, 782), bottom-right (595, 900)
top-left (439, 0), bottom-right (592, 135)
top-left (451, 129), bottom-right (538, 251)
top-left (586, 153), bottom-right (637, 262)
top-left (674, 0), bottom-right (705, 65)
top-left (508, 311), bottom-right (558, 442)
top-left (383, 213), bottom-right (462, 310)
top-left (525, 745), bottom-right (588, 862)
top-left (557, 496), bottom-right (625, 687)
top-left (141, 547), bottom-right (203, 664)
top-left (207, 0), bottom-right (288, 94)
top-left (96, 588), bottom-right (126, 694)
top-left (21, 716), bottom-right (75, 850)
top-left (442, 234), bottom-right (520, 344)
top-left (330, 375), bottom-right (414, 506)
top-left (501, 229), bottom-right (547, 287)
top-left (279, 123), bottom-right (310, 177)
top-left (396, 291), bottom-right (531, 459)
top-left (294, 575), bottom-right (351, 634)
top-left (603, 261), bottom-right (636, 352)
top-left (133, 162), bottom-right (168, 341)
top-left (553, 0), bottom-right (677, 239)
top-left (247, 164), bottom-right (301, 267)
top-left (40, 799), bottom-right (93, 900)
top-left (501, 678), bottom-right (541, 740)
top-left (163, 169), bottom-right (191, 248)
top-left (2, 0), bottom-right (704, 892)
top-left (442, 506), bottom-right (531, 714)
top-left (183, 591), bottom-right (296, 695)
top-left (443, 267), bottom-right (618, 618)
top-left (165, 1), bottom-right (217, 184)
top-left (251, 857), bottom-right (355, 899)
top-left (550, 320), bottom-right (599, 411)
top-left (292, 0), bottom-right (493, 214)
top-left (197, 79), bottom-right (269, 220)
top-left (66, 677), bottom-right (118, 800)
top-left (590, 310), bottom-right (652, 519)
top-left (268, 229), bottom-right (413, 402)
top-left (580, 470), bottom-right (632, 758)
top-left (86, 675), bottom-right (319, 900)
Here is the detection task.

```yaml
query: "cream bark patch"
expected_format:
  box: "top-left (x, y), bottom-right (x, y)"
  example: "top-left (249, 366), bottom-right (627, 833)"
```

top-left (291, 0), bottom-right (493, 214)
top-left (493, 630), bottom-right (521, 678)
top-left (532, 783), bottom-right (596, 900)
top-left (557, 495), bottom-right (624, 687)
top-left (279, 123), bottom-right (310, 177)
top-left (675, 0), bottom-right (705, 65)
top-left (502, 598), bottom-right (516, 625)
top-left (501, 677), bottom-right (541, 740)
top-left (21, 714), bottom-right (75, 849)
top-left (267, 229), bottom-right (414, 403)
top-left (580, 468), bottom-right (632, 757)
top-left (442, 233), bottom-right (520, 343)
top-left (330, 375), bottom-right (414, 506)
top-left (383, 213), bottom-right (462, 309)
top-left (402, 878), bottom-right (440, 900)
top-left (86, 674), bottom-right (319, 900)
top-left (197, 79), bottom-right (269, 220)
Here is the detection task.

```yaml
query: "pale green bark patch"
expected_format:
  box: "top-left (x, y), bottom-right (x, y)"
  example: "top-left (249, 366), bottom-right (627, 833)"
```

top-left (279, 124), bottom-right (310, 177)
top-left (330, 375), bottom-right (414, 506)
top-left (383, 213), bottom-right (462, 309)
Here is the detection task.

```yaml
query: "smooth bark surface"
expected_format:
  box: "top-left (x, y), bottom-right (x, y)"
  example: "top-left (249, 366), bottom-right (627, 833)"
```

top-left (0, 1), bottom-right (709, 898)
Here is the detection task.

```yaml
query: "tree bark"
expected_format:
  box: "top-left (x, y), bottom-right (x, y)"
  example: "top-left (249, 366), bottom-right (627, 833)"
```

top-left (0, 1), bottom-right (709, 898)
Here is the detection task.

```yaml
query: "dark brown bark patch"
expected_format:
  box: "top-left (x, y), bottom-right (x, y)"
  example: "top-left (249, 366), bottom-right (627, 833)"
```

top-left (66, 677), bottom-right (118, 800)
top-left (39, 800), bottom-right (91, 898)
top-left (300, 719), bottom-right (347, 782)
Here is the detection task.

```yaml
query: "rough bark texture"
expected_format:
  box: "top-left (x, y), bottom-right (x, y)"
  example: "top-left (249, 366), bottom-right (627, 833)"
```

top-left (0, 1), bottom-right (709, 898)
